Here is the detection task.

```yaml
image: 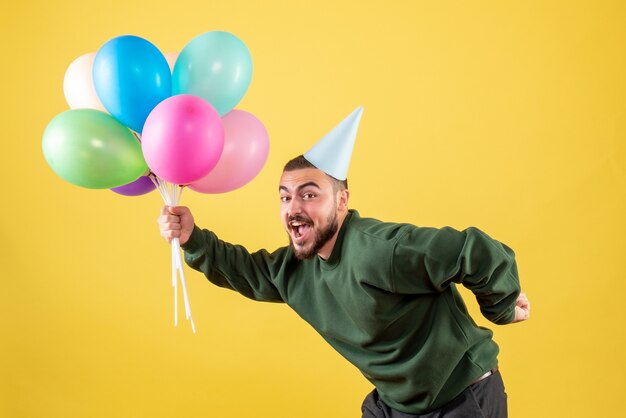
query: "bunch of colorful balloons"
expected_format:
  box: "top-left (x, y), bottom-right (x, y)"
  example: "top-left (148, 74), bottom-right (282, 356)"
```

top-left (43, 32), bottom-right (270, 332)
top-left (43, 31), bottom-right (269, 196)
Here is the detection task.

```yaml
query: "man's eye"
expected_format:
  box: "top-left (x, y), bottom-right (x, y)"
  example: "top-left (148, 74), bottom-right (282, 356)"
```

top-left (303, 193), bottom-right (316, 199)
top-left (280, 196), bottom-right (291, 203)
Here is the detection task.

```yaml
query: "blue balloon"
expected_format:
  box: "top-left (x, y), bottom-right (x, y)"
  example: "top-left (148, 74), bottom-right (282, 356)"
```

top-left (173, 31), bottom-right (252, 116)
top-left (93, 35), bottom-right (171, 133)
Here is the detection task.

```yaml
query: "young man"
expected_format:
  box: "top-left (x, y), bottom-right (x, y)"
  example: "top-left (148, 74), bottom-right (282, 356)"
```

top-left (158, 108), bottom-right (530, 417)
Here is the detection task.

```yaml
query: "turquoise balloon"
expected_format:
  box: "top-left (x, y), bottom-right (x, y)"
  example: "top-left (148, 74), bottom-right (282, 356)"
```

top-left (172, 31), bottom-right (252, 116)
top-left (42, 109), bottom-right (149, 189)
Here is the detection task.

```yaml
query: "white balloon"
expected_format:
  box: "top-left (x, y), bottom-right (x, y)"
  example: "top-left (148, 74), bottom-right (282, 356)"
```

top-left (63, 52), bottom-right (107, 111)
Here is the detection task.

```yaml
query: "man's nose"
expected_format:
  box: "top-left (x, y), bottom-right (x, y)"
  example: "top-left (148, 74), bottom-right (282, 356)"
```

top-left (287, 198), bottom-right (302, 216)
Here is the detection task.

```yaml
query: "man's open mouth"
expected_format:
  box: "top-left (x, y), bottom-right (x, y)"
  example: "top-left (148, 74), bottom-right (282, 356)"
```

top-left (289, 219), bottom-right (312, 241)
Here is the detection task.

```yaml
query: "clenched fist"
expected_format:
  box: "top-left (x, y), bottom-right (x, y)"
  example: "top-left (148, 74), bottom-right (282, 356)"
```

top-left (157, 206), bottom-right (195, 245)
top-left (511, 292), bottom-right (531, 323)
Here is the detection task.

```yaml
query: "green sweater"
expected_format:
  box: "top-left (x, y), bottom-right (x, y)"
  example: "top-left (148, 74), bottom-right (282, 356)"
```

top-left (182, 210), bottom-right (520, 413)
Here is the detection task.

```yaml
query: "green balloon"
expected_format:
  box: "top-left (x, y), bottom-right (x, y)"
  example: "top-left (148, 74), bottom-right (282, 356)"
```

top-left (42, 109), bottom-right (148, 189)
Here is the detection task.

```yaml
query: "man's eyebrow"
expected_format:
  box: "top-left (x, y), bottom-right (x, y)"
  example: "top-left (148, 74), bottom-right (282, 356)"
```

top-left (278, 181), bottom-right (321, 193)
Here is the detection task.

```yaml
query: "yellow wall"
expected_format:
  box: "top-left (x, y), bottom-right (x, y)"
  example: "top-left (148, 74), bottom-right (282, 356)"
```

top-left (2, 1), bottom-right (625, 417)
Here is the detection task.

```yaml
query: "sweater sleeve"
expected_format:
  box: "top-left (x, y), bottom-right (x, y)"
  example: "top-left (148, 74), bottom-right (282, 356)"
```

top-left (391, 225), bottom-right (520, 324)
top-left (180, 226), bottom-right (285, 303)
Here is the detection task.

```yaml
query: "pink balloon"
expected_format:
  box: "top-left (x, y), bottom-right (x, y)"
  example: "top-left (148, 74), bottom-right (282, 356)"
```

top-left (189, 110), bottom-right (269, 194)
top-left (141, 94), bottom-right (224, 185)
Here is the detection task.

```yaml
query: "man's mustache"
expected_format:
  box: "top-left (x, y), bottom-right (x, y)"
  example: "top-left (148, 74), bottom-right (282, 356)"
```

top-left (288, 214), bottom-right (312, 224)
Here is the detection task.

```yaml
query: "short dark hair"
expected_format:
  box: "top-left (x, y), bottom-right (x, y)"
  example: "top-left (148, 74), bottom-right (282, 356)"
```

top-left (283, 155), bottom-right (348, 191)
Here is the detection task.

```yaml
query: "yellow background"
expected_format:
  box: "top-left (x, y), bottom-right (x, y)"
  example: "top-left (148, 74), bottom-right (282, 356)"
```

top-left (1, 1), bottom-right (625, 417)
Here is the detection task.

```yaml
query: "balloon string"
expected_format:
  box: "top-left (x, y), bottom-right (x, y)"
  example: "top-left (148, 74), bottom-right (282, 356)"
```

top-left (148, 174), bottom-right (160, 196)
top-left (172, 237), bottom-right (178, 327)
top-left (173, 239), bottom-right (191, 319)
top-left (177, 186), bottom-right (184, 205)
top-left (161, 178), bottom-right (170, 204)
top-left (150, 173), bottom-right (196, 333)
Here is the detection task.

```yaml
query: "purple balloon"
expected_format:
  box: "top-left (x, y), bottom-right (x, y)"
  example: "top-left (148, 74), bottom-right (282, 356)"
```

top-left (111, 175), bottom-right (155, 196)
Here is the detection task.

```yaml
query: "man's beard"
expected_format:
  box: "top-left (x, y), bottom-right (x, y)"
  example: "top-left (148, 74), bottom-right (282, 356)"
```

top-left (289, 210), bottom-right (339, 260)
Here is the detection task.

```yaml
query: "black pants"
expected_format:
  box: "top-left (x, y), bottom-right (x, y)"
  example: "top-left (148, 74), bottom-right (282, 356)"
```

top-left (361, 370), bottom-right (508, 418)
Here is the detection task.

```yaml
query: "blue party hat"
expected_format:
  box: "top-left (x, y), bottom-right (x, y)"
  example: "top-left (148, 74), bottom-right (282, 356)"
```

top-left (304, 106), bottom-right (363, 181)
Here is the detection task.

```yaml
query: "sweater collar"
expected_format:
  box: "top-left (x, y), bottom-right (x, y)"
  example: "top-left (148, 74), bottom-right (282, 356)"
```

top-left (320, 209), bottom-right (358, 269)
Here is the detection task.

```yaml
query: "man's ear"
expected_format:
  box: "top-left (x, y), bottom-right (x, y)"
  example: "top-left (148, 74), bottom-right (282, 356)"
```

top-left (337, 189), bottom-right (350, 211)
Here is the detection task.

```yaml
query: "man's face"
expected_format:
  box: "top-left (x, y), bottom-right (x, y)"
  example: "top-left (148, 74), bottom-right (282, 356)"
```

top-left (279, 168), bottom-right (341, 260)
